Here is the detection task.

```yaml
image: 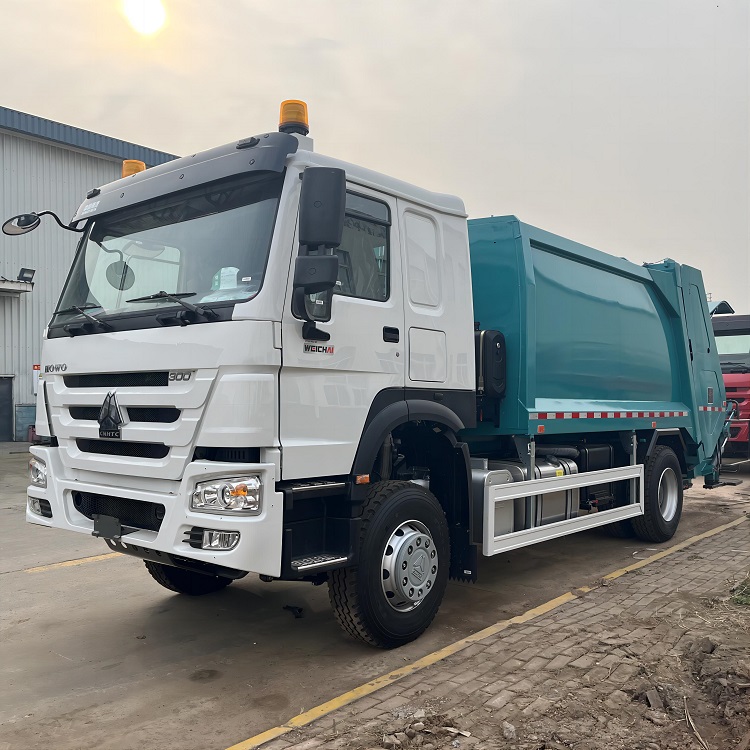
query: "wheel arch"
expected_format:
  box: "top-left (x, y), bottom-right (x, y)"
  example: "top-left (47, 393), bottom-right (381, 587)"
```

top-left (351, 398), bottom-right (466, 477)
top-left (642, 428), bottom-right (688, 476)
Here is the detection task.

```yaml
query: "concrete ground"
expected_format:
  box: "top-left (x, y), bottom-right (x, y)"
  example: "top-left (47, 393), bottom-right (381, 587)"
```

top-left (1, 447), bottom-right (749, 750)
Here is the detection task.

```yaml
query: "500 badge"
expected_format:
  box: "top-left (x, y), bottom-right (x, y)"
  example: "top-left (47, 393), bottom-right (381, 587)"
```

top-left (169, 371), bottom-right (193, 382)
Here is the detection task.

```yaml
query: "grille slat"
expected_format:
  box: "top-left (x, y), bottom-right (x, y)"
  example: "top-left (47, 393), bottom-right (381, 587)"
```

top-left (73, 492), bottom-right (165, 531)
top-left (76, 439), bottom-right (169, 459)
top-left (128, 407), bottom-right (180, 423)
top-left (69, 406), bottom-right (180, 423)
top-left (64, 372), bottom-right (169, 388)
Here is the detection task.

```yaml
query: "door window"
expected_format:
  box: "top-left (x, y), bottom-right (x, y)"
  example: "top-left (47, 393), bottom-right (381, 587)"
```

top-left (334, 193), bottom-right (390, 302)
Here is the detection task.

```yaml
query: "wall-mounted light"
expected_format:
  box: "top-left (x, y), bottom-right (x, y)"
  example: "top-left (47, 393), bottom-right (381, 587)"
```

top-left (17, 268), bottom-right (35, 283)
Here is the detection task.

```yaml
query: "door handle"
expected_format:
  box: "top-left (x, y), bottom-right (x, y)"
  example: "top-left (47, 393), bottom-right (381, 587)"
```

top-left (383, 327), bottom-right (400, 343)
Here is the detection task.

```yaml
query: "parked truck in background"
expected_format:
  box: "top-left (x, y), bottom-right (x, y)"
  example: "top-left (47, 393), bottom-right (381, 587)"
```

top-left (712, 312), bottom-right (750, 459)
top-left (4, 101), bottom-right (729, 648)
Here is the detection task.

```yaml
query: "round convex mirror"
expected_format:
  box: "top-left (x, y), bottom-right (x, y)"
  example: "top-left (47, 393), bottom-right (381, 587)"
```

top-left (2, 213), bottom-right (41, 236)
top-left (106, 260), bottom-right (135, 290)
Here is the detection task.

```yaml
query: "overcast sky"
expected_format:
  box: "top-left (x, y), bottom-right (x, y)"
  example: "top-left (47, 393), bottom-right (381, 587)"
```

top-left (3, 0), bottom-right (748, 310)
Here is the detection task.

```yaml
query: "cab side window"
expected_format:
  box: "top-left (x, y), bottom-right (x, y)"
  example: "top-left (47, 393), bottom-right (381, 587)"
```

top-left (334, 193), bottom-right (390, 302)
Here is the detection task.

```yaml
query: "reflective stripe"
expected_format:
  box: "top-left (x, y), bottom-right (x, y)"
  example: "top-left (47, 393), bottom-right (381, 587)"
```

top-left (529, 410), bottom-right (691, 421)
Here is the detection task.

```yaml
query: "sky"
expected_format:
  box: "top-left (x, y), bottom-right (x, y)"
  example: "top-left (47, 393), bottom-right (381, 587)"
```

top-left (2, 0), bottom-right (748, 310)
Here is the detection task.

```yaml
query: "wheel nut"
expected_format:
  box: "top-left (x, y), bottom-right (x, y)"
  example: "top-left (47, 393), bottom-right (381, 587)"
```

top-left (418, 589), bottom-right (422, 597)
top-left (425, 540), bottom-right (430, 548)
top-left (426, 581), bottom-right (432, 589)
top-left (408, 546), bottom-right (413, 554)
top-left (431, 565), bottom-right (436, 574)
top-left (431, 550), bottom-right (436, 558)
top-left (403, 577), bottom-right (408, 586)
top-left (416, 538), bottom-right (421, 546)
top-left (402, 561), bottom-right (407, 570)
top-left (409, 588), bottom-right (414, 597)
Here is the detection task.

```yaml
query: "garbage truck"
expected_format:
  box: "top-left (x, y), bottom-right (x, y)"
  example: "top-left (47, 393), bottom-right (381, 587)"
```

top-left (4, 101), bottom-right (729, 648)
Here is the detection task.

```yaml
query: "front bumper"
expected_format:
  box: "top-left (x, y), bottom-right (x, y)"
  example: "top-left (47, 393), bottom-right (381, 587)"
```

top-left (27, 446), bottom-right (284, 577)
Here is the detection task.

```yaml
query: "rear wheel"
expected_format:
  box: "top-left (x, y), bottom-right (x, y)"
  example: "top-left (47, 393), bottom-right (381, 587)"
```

top-left (144, 560), bottom-right (233, 595)
top-left (328, 481), bottom-right (450, 648)
top-left (632, 445), bottom-right (683, 542)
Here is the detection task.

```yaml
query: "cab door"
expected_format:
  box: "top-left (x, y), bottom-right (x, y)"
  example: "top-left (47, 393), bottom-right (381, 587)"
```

top-left (279, 186), bottom-right (404, 480)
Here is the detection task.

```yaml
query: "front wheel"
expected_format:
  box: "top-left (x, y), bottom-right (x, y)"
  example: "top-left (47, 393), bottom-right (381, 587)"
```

top-left (632, 445), bottom-right (683, 542)
top-left (328, 481), bottom-right (450, 648)
top-left (144, 560), bottom-right (233, 595)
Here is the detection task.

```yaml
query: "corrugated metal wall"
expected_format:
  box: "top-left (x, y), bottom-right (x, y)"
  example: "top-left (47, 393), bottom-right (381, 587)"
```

top-left (0, 131), bottom-right (122, 434)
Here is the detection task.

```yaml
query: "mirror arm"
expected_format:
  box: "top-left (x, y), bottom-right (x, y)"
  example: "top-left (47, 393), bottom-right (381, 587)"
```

top-left (37, 210), bottom-right (86, 233)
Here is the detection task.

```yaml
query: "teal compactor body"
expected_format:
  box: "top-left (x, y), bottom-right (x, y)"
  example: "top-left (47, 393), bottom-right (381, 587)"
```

top-left (466, 216), bottom-right (726, 484)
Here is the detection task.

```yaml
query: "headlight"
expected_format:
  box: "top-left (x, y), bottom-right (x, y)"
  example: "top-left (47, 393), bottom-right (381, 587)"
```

top-left (29, 457), bottom-right (47, 488)
top-left (191, 476), bottom-right (262, 515)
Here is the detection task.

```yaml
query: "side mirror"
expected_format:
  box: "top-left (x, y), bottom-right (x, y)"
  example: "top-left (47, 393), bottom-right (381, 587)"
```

top-left (299, 168), bottom-right (346, 248)
top-left (292, 255), bottom-right (339, 324)
top-left (2, 213), bottom-right (41, 236)
top-left (293, 255), bottom-right (339, 294)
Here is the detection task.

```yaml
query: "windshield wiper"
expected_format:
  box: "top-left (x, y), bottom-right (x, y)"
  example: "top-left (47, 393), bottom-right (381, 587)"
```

top-left (126, 291), bottom-right (218, 319)
top-left (52, 303), bottom-right (103, 318)
top-left (721, 362), bottom-right (750, 373)
top-left (54, 304), bottom-right (113, 331)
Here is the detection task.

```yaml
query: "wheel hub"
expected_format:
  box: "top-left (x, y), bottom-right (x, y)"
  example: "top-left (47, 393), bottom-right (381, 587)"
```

top-left (658, 467), bottom-right (679, 522)
top-left (381, 520), bottom-right (438, 612)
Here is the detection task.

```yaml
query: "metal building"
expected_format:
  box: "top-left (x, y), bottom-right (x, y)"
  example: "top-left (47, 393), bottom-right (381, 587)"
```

top-left (0, 107), bottom-right (176, 440)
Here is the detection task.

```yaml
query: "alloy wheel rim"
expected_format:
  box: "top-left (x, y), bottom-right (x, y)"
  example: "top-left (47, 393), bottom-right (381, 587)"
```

top-left (657, 467), bottom-right (679, 522)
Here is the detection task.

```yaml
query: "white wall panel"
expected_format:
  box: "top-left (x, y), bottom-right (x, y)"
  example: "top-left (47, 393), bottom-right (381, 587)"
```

top-left (0, 131), bottom-right (121, 413)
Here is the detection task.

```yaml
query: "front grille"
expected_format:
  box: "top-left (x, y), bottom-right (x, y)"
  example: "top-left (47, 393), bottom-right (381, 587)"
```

top-left (77, 439), bottom-right (169, 459)
top-left (193, 446), bottom-right (260, 463)
top-left (70, 407), bottom-right (101, 421)
top-left (69, 406), bottom-right (179, 423)
top-left (64, 372), bottom-right (169, 388)
top-left (73, 491), bottom-right (165, 531)
top-left (127, 407), bottom-right (180, 423)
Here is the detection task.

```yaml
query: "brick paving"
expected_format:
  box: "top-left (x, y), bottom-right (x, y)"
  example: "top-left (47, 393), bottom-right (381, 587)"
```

top-left (253, 522), bottom-right (750, 750)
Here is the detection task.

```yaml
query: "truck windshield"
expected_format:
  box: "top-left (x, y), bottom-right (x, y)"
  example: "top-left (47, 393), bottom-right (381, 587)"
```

top-left (715, 333), bottom-right (750, 371)
top-left (54, 172), bottom-right (283, 325)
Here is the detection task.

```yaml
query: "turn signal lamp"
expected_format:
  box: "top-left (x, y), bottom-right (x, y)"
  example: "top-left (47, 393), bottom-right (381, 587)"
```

top-left (122, 159), bottom-right (147, 178)
top-left (279, 100), bottom-right (309, 136)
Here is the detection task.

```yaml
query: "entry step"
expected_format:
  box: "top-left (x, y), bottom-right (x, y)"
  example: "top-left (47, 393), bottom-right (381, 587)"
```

top-left (291, 554), bottom-right (349, 572)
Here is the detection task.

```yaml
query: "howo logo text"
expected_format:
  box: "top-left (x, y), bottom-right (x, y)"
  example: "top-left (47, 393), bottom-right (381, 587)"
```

top-left (303, 344), bottom-right (335, 355)
top-left (44, 364), bottom-right (67, 373)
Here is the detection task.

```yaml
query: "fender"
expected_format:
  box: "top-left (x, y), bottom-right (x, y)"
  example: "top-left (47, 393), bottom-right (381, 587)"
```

top-left (351, 388), bottom-right (474, 476)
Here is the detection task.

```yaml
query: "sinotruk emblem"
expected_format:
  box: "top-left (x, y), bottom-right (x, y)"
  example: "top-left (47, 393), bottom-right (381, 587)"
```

top-left (98, 392), bottom-right (123, 439)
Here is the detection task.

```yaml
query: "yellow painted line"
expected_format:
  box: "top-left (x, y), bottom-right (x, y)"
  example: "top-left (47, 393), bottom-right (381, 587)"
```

top-left (24, 552), bottom-right (120, 574)
top-left (225, 514), bottom-right (748, 750)
top-left (602, 515), bottom-right (748, 582)
top-left (225, 592), bottom-right (577, 750)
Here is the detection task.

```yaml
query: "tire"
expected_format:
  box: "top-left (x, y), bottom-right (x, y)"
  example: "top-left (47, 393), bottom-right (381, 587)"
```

top-left (144, 560), bottom-right (233, 595)
top-left (602, 519), bottom-right (635, 538)
top-left (631, 445), bottom-right (683, 543)
top-left (328, 481), bottom-right (450, 649)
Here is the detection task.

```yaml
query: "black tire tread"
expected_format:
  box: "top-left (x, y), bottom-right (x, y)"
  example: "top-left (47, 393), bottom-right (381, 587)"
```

top-left (602, 519), bottom-right (635, 538)
top-left (631, 445), bottom-right (681, 543)
top-left (328, 481), bottom-right (443, 648)
top-left (144, 560), bottom-right (232, 596)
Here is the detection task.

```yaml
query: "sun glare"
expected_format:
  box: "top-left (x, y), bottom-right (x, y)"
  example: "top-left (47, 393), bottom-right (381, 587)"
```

top-left (122, 0), bottom-right (167, 36)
